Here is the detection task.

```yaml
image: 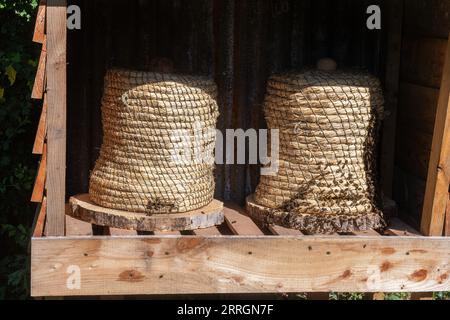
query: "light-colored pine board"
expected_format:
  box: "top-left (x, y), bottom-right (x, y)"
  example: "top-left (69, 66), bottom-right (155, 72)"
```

top-left (46, 0), bottom-right (67, 236)
top-left (65, 206), bottom-right (92, 237)
top-left (68, 194), bottom-right (224, 232)
top-left (386, 218), bottom-right (421, 237)
top-left (380, 0), bottom-right (403, 197)
top-left (31, 35), bottom-right (46, 100)
top-left (421, 33), bottom-right (450, 236)
top-left (445, 193), bottom-right (450, 237)
top-left (32, 0), bottom-right (46, 44)
top-left (192, 227), bottom-right (222, 236)
top-left (31, 143), bottom-right (46, 203)
top-left (33, 197), bottom-right (47, 238)
top-left (351, 229), bottom-right (381, 237)
top-left (109, 228), bottom-right (138, 236)
top-left (31, 236), bottom-right (450, 297)
top-left (268, 224), bottom-right (303, 236)
top-left (224, 203), bottom-right (264, 236)
top-left (32, 94), bottom-right (47, 155)
top-left (153, 231), bottom-right (181, 235)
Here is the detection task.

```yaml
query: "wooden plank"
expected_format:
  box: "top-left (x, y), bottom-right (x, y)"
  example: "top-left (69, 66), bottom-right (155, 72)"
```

top-left (65, 204), bottom-right (93, 237)
top-left (46, 0), bottom-right (67, 236)
top-left (192, 227), bottom-right (222, 236)
top-left (380, 0), bottom-right (403, 197)
top-left (400, 36), bottom-right (447, 88)
top-left (268, 225), bottom-right (303, 236)
top-left (31, 143), bottom-right (46, 203)
top-left (386, 218), bottom-right (422, 237)
top-left (32, 94), bottom-right (47, 155)
top-left (395, 123), bottom-right (433, 180)
top-left (31, 236), bottom-right (450, 296)
top-left (421, 34), bottom-right (450, 236)
top-left (224, 204), bottom-right (264, 235)
top-left (397, 82), bottom-right (439, 135)
top-left (31, 35), bottom-right (46, 99)
top-left (403, 0), bottom-right (450, 39)
top-left (33, 197), bottom-right (47, 238)
top-left (445, 193), bottom-right (450, 237)
top-left (33, 0), bottom-right (46, 44)
top-left (109, 228), bottom-right (138, 236)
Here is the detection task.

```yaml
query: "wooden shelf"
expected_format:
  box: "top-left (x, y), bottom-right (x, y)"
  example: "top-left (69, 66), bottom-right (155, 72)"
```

top-left (30, 202), bottom-right (449, 297)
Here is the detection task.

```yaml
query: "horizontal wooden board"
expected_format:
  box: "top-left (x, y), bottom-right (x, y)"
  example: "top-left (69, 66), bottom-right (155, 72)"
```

top-left (400, 36), bottom-right (447, 88)
top-left (31, 235), bottom-right (450, 296)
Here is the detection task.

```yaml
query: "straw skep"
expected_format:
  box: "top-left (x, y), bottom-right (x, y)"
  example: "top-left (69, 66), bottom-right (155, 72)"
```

top-left (89, 69), bottom-right (219, 214)
top-left (254, 68), bottom-right (386, 234)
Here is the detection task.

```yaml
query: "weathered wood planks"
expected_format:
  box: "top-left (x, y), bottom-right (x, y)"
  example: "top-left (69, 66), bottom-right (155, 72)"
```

top-left (31, 235), bottom-right (450, 297)
top-left (45, 0), bottom-right (67, 236)
top-left (421, 34), bottom-right (450, 236)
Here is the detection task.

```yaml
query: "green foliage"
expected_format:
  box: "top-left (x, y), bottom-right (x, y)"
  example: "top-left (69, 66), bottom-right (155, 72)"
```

top-left (0, 0), bottom-right (40, 300)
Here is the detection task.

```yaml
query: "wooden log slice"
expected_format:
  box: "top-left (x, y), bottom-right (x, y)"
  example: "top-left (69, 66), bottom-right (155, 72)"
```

top-left (68, 194), bottom-right (224, 232)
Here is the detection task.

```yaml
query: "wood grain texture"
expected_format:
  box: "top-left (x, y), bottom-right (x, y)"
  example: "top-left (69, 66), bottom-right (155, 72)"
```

top-left (32, 94), bottom-right (47, 155)
top-left (386, 218), bottom-right (422, 237)
top-left (33, 0), bottom-right (46, 44)
top-left (400, 36), bottom-right (447, 88)
top-left (445, 193), bottom-right (450, 236)
top-left (380, 0), bottom-right (403, 197)
top-left (397, 82), bottom-right (439, 135)
top-left (421, 34), bottom-right (450, 236)
top-left (68, 194), bottom-right (224, 232)
top-left (46, 0), bottom-right (67, 236)
top-left (31, 235), bottom-right (450, 297)
top-left (403, 0), bottom-right (450, 39)
top-left (224, 203), bottom-right (264, 236)
top-left (31, 143), bottom-right (46, 203)
top-left (33, 197), bottom-right (47, 237)
top-left (31, 35), bottom-right (46, 99)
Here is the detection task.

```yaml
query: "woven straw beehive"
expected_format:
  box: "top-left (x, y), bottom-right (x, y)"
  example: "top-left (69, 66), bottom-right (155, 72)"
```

top-left (89, 69), bottom-right (219, 214)
top-left (254, 67), bottom-right (386, 234)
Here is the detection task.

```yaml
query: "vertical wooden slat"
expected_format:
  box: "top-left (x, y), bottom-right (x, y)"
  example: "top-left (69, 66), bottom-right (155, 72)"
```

top-left (380, 0), bottom-right (403, 197)
top-left (33, 197), bottom-right (47, 237)
top-left (421, 34), bottom-right (450, 236)
top-left (31, 35), bottom-right (47, 99)
top-left (33, 93), bottom-right (47, 155)
top-left (33, 0), bottom-right (46, 44)
top-left (31, 143), bottom-right (47, 203)
top-left (46, 0), bottom-right (67, 236)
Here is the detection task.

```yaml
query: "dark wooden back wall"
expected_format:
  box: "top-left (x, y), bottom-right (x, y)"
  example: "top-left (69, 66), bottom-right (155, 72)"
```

top-left (67, 0), bottom-right (385, 205)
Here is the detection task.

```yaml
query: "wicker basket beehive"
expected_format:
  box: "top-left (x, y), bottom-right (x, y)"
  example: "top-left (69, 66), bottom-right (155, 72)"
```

top-left (252, 63), bottom-right (386, 234)
top-left (89, 69), bottom-right (219, 215)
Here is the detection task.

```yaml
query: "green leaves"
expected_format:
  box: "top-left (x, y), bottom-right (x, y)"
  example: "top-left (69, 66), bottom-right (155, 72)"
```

top-left (5, 65), bottom-right (17, 85)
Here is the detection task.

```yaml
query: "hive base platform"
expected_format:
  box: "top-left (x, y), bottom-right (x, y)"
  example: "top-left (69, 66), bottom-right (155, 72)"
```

top-left (68, 194), bottom-right (224, 232)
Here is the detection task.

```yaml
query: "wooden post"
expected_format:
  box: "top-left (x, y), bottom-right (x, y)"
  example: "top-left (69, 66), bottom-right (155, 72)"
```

top-left (380, 0), bottom-right (403, 197)
top-left (46, 0), bottom-right (67, 236)
top-left (421, 34), bottom-right (450, 236)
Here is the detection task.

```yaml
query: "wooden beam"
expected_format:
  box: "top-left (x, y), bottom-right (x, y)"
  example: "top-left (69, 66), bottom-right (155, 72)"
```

top-left (46, 0), bottom-right (67, 236)
top-left (31, 143), bottom-right (46, 203)
top-left (380, 0), bottom-right (403, 197)
top-left (32, 94), bottom-right (47, 155)
top-left (421, 34), bottom-right (450, 236)
top-left (31, 236), bottom-right (450, 297)
top-left (33, 0), bottom-right (46, 44)
top-left (31, 35), bottom-right (46, 100)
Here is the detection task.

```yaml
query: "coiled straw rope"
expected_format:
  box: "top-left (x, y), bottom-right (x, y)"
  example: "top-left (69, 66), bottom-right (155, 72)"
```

top-left (254, 64), bottom-right (386, 234)
top-left (89, 69), bottom-right (219, 214)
